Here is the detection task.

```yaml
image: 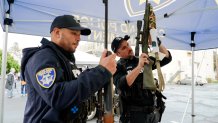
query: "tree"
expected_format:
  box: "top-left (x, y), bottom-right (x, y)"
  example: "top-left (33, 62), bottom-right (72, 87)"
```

top-left (0, 50), bottom-right (20, 73)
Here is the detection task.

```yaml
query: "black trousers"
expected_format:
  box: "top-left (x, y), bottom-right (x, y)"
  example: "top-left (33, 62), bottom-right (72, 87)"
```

top-left (120, 111), bottom-right (160, 123)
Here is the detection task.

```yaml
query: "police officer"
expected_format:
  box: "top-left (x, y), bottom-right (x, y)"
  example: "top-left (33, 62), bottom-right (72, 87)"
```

top-left (111, 35), bottom-right (172, 123)
top-left (21, 15), bottom-right (117, 123)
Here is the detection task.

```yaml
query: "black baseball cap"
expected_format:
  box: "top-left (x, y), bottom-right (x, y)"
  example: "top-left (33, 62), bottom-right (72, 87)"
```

top-left (111, 35), bottom-right (130, 53)
top-left (50, 15), bottom-right (91, 35)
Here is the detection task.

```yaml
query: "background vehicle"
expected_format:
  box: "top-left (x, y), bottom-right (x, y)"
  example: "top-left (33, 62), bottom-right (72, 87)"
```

top-left (177, 76), bottom-right (208, 86)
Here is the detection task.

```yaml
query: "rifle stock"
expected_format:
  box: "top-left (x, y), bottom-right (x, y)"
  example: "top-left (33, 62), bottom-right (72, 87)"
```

top-left (104, 52), bottom-right (114, 122)
top-left (103, 77), bottom-right (114, 123)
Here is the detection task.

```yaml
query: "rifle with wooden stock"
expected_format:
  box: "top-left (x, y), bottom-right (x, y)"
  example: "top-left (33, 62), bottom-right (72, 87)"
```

top-left (96, 0), bottom-right (114, 122)
top-left (102, 0), bottom-right (114, 122)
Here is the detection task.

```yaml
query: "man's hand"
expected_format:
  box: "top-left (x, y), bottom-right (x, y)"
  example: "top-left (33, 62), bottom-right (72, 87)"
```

top-left (138, 53), bottom-right (150, 68)
top-left (99, 49), bottom-right (117, 75)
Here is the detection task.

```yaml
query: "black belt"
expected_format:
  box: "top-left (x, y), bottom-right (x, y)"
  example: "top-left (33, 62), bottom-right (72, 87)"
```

top-left (128, 105), bottom-right (155, 113)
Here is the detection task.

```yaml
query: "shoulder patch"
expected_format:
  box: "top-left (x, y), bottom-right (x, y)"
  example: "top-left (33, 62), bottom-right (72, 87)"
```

top-left (36, 68), bottom-right (56, 88)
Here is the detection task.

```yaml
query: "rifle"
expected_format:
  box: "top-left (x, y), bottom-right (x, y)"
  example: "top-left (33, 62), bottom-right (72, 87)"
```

top-left (135, 1), bottom-right (165, 91)
top-left (102, 0), bottom-right (114, 122)
top-left (141, 1), bottom-right (156, 90)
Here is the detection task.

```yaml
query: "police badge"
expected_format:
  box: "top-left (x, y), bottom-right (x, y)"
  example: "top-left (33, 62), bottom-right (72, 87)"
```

top-left (36, 68), bottom-right (56, 88)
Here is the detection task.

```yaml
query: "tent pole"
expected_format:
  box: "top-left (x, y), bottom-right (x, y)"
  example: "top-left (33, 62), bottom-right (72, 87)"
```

top-left (190, 32), bottom-right (196, 123)
top-left (180, 32), bottom-right (196, 123)
top-left (191, 40), bottom-right (195, 123)
top-left (0, 13), bottom-right (10, 123)
top-left (1, 1), bottom-right (14, 122)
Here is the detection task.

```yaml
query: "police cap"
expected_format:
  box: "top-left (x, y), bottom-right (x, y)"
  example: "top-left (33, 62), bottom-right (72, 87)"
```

top-left (50, 15), bottom-right (91, 35)
top-left (111, 35), bottom-right (130, 53)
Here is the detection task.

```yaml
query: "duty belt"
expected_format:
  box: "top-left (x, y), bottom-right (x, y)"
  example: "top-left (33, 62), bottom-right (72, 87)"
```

top-left (128, 105), bottom-right (155, 113)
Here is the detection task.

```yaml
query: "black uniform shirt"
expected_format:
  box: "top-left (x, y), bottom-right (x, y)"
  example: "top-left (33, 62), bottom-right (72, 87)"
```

top-left (113, 52), bottom-right (172, 106)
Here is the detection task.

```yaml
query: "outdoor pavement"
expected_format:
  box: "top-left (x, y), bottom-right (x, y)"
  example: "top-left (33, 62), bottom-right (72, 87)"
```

top-left (4, 84), bottom-right (26, 123)
top-left (161, 83), bottom-right (218, 123)
top-left (3, 83), bottom-right (218, 123)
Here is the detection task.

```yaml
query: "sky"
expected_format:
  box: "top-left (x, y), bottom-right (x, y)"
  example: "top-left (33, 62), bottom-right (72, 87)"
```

top-left (0, 29), bottom-right (42, 50)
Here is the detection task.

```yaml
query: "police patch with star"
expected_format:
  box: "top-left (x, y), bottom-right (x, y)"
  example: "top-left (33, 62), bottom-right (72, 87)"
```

top-left (36, 68), bottom-right (56, 88)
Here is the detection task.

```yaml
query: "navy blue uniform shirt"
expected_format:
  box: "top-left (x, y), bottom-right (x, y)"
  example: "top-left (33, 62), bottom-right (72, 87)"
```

top-left (21, 38), bottom-right (112, 123)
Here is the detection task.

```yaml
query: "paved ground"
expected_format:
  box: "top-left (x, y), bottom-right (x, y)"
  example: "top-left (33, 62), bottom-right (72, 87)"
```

top-left (3, 83), bottom-right (218, 123)
top-left (161, 84), bottom-right (218, 123)
top-left (3, 84), bottom-right (27, 123)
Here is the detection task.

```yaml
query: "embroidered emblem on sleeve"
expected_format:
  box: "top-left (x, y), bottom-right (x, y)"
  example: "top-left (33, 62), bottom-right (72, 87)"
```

top-left (36, 68), bottom-right (56, 88)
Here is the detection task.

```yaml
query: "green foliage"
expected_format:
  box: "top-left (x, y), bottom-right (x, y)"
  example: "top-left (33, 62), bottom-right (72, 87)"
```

top-left (0, 50), bottom-right (20, 73)
top-left (211, 79), bottom-right (218, 83)
top-left (206, 77), bottom-right (218, 83)
top-left (206, 78), bottom-right (212, 83)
